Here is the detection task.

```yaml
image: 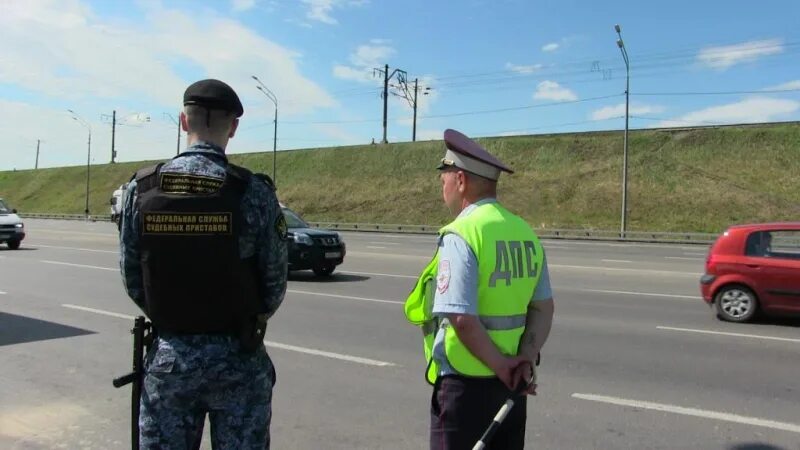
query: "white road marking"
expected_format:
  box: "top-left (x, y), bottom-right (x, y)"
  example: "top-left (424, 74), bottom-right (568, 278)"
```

top-left (602, 259), bottom-right (633, 263)
top-left (0, 291), bottom-right (7, 295)
top-left (26, 229), bottom-right (115, 238)
top-left (41, 260), bottom-right (117, 271)
top-left (346, 251), bottom-right (429, 260)
top-left (682, 252), bottom-right (707, 256)
top-left (366, 246), bottom-right (387, 249)
top-left (62, 304), bottom-right (397, 367)
top-left (288, 289), bottom-right (403, 305)
top-left (369, 242), bottom-right (400, 246)
top-left (62, 304), bottom-right (135, 320)
top-left (665, 256), bottom-right (703, 261)
top-left (550, 264), bottom-right (699, 277)
top-left (578, 289), bottom-right (697, 300)
top-left (265, 341), bottom-right (396, 367)
top-left (340, 270), bottom-right (417, 279)
top-left (656, 326), bottom-right (800, 343)
top-left (30, 244), bottom-right (117, 254)
top-left (572, 393), bottom-right (800, 434)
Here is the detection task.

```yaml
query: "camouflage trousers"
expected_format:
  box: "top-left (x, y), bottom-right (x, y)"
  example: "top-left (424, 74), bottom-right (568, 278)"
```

top-left (139, 334), bottom-right (275, 450)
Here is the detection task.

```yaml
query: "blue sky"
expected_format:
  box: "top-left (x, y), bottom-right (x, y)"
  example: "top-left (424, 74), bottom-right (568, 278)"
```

top-left (1, 0), bottom-right (798, 170)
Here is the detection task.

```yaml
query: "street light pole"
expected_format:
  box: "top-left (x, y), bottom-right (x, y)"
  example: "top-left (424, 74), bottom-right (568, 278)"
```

top-left (615, 24), bottom-right (631, 238)
top-left (252, 75), bottom-right (278, 186)
top-left (68, 109), bottom-right (92, 218)
top-left (164, 113), bottom-right (182, 156)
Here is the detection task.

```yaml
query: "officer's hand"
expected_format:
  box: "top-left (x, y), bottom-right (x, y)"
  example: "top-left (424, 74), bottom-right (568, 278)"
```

top-left (513, 361), bottom-right (537, 396)
top-left (494, 356), bottom-right (529, 391)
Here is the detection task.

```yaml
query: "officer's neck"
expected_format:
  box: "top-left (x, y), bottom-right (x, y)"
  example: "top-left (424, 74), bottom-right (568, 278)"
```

top-left (187, 134), bottom-right (229, 151)
top-left (456, 193), bottom-right (497, 213)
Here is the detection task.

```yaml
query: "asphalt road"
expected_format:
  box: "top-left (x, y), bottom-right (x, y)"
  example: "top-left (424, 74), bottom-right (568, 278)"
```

top-left (1, 219), bottom-right (798, 449)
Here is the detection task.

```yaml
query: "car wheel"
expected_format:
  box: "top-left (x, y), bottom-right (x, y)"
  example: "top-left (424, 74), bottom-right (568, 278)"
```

top-left (313, 264), bottom-right (335, 277)
top-left (714, 285), bottom-right (759, 323)
top-left (7, 240), bottom-right (21, 250)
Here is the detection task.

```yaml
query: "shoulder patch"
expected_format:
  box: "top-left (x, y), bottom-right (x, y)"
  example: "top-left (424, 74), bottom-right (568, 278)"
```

top-left (437, 259), bottom-right (451, 294)
top-left (275, 212), bottom-right (288, 241)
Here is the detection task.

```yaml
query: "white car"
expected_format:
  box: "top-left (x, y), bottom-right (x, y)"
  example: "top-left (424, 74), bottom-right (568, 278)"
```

top-left (110, 183), bottom-right (127, 227)
top-left (0, 198), bottom-right (25, 250)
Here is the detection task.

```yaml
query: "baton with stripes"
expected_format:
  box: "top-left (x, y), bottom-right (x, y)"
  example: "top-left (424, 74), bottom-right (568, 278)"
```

top-left (472, 356), bottom-right (538, 450)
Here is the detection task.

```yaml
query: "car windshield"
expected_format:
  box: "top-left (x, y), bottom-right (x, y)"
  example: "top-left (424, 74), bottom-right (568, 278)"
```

top-left (282, 208), bottom-right (308, 228)
top-left (0, 200), bottom-right (10, 214)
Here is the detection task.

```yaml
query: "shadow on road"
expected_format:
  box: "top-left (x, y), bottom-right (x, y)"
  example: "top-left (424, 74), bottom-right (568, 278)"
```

top-left (0, 312), bottom-right (95, 346)
top-left (288, 272), bottom-right (370, 283)
top-left (729, 443), bottom-right (788, 450)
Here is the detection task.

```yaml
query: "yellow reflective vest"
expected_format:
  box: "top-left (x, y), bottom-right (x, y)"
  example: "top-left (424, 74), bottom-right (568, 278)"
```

top-left (404, 202), bottom-right (544, 384)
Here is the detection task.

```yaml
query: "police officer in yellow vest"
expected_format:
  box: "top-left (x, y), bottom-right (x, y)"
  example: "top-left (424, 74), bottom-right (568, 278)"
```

top-left (405, 129), bottom-right (555, 449)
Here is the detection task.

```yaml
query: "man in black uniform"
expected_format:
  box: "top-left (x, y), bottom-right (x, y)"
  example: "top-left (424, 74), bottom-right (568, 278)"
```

top-left (119, 79), bottom-right (288, 449)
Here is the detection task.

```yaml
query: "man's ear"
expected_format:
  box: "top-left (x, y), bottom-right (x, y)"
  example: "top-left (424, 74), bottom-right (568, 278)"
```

top-left (456, 170), bottom-right (468, 193)
top-left (229, 118), bottom-right (239, 138)
top-left (180, 111), bottom-right (189, 132)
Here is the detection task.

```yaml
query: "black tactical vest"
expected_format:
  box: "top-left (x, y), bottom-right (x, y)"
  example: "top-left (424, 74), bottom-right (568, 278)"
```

top-left (135, 163), bottom-right (261, 334)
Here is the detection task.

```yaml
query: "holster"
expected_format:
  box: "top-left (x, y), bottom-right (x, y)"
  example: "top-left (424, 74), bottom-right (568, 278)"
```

top-left (238, 314), bottom-right (267, 352)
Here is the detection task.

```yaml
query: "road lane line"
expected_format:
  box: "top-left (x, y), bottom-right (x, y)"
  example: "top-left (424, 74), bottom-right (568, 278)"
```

top-left (682, 252), bottom-right (707, 256)
top-left (26, 229), bottom-right (115, 238)
top-left (63, 304), bottom-right (135, 320)
top-left (41, 260), bottom-right (117, 271)
top-left (665, 256), bottom-right (703, 261)
top-left (550, 264), bottom-right (699, 277)
top-left (0, 291), bottom-right (7, 295)
top-left (265, 342), bottom-right (396, 367)
top-left (656, 326), bottom-right (800, 343)
top-left (578, 289), bottom-right (697, 300)
top-left (340, 270), bottom-right (417, 279)
top-left (572, 393), bottom-right (800, 434)
top-left (346, 251), bottom-right (429, 260)
top-left (288, 289), bottom-right (403, 305)
top-left (602, 259), bottom-right (633, 263)
top-left (366, 246), bottom-right (387, 249)
top-left (369, 242), bottom-right (400, 246)
top-left (62, 304), bottom-right (397, 367)
top-left (30, 244), bottom-right (117, 254)
top-left (36, 259), bottom-right (418, 282)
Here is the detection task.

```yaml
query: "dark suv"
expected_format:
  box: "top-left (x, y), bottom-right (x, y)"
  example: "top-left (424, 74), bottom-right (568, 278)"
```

top-left (283, 206), bottom-right (346, 276)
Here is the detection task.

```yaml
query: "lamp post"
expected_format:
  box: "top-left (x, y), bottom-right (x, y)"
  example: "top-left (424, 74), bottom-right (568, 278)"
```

top-left (164, 112), bottom-right (182, 156)
top-left (252, 75), bottom-right (278, 186)
top-left (68, 109), bottom-right (92, 218)
top-left (615, 24), bottom-right (631, 238)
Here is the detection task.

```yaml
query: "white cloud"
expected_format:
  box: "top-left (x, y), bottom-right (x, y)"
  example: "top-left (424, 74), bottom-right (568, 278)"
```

top-left (505, 63), bottom-right (543, 74)
top-left (0, 0), bottom-right (336, 169)
top-left (591, 103), bottom-right (665, 121)
top-left (312, 124), bottom-right (362, 144)
top-left (415, 129), bottom-right (443, 141)
top-left (542, 42), bottom-right (559, 52)
top-left (697, 39), bottom-right (784, 70)
top-left (653, 97), bottom-right (799, 128)
top-left (301, 0), bottom-right (369, 25)
top-left (533, 81), bottom-right (577, 102)
top-left (765, 80), bottom-right (800, 91)
top-left (333, 41), bottom-right (395, 83)
top-left (231, 0), bottom-right (256, 12)
top-left (332, 65), bottom-right (373, 83)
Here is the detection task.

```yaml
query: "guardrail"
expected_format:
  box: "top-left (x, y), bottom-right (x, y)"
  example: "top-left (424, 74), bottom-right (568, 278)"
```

top-left (307, 222), bottom-right (719, 245)
top-left (20, 213), bottom-right (112, 222)
top-left (19, 214), bottom-right (718, 244)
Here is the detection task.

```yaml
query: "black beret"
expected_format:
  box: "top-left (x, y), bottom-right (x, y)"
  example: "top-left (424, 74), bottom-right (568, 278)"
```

top-left (183, 79), bottom-right (244, 117)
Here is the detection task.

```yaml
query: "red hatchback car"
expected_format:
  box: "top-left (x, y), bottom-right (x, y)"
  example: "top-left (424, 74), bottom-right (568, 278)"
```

top-left (701, 222), bottom-right (800, 322)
